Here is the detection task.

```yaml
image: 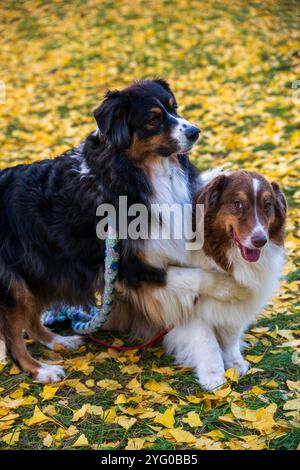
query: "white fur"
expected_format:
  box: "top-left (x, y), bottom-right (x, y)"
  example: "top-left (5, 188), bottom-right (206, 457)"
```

top-left (145, 159), bottom-right (191, 268)
top-left (45, 335), bottom-right (84, 351)
top-left (79, 160), bottom-right (90, 176)
top-left (163, 171), bottom-right (286, 390)
top-left (170, 115), bottom-right (198, 152)
top-left (244, 178), bottom-right (268, 248)
top-left (35, 363), bottom-right (65, 383)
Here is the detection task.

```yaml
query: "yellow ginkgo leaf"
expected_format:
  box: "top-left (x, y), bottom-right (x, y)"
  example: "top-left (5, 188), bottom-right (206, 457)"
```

top-left (0, 412), bottom-right (19, 422)
top-left (96, 379), bottom-right (122, 390)
top-left (182, 411), bottom-right (203, 428)
top-left (115, 416), bottom-right (137, 430)
top-left (103, 407), bottom-right (117, 423)
top-left (283, 399), bottom-right (300, 411)
top-left (154, 408), bottom-right (175, 428)
top-left (144, 379), bottom-right (176, 395)
top-left (168, 428), bottom-right (196, 444)
top-left (10, 389), bottom-right (23, 399)
top-left (9, 365), bottom-right (20, 375)
top-left (224, 368), bottom-right (239, 382)
top-left (72, 434), bottom-right (89, 448)
top-left (88, 405), bottom-right (104, 417)
top-left (75, 382), bottom-right (95, 396)
top-left (186, 395), bottom-right (201, 404)
top-left (2, 430), bottom-right (20, 445)
top-left (125, 438), bottom-right (146, 450)
top-left (245, 355), bottom-right (264, 364)
top-left (22, 396), bottom-right (38, 406)
top-left (286, 380), bottom-right (300, 392)
top-left (71, 404), bottom-right (91, 422)
top-left (85, 379), bottom-right (95, 388)
top-left (40, 385), bottom-right (59, 401)
top-left (24, 406), bottom-right (54, 427)
top-left (121, 365), bottom-right (143, 374)
top-left (126, 377), bottom-right (141, 390)
top-left (114, 394), bottom-right (128, 405)
top-left (66, 425), bottom-right (79, 437)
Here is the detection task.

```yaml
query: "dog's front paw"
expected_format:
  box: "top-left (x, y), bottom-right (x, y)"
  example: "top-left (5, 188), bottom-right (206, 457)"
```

top-left (35, 364), bottom-right (66, 383)
top-left (197, 370), bottom-right (226, 391)
top-left (50, 335), bottom-right (85, 351)
top-left (213, 276), bottom-right (250, 302)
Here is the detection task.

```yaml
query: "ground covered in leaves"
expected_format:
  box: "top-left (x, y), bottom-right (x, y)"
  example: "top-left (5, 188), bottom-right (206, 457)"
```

top-left (0, 0), bottom-right (299, 451)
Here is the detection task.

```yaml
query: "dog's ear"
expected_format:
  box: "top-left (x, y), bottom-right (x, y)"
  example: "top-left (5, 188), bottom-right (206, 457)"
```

top-left (152, 78), bottom-right (172, 93)
top-left (271, 181), bottom-right (287, 218)
top-left (269, 182), bottom-right (287, 244)
top-left (197, 175), bottom-right (227, 210)
top-left (93, 91), bottom-right (131, 151)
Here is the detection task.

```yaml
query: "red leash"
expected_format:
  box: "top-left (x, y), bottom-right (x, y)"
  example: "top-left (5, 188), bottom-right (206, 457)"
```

top-left (88, 327), bottom-right (171, 351)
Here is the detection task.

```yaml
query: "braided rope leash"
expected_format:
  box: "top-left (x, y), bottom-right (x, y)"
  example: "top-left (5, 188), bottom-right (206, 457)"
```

top-left (42, 224), bottom-right (119, 334)
top-left (42, 224), bottom-right (172, 348)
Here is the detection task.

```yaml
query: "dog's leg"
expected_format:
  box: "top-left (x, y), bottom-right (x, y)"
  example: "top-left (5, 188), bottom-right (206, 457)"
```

top-left (2, 304), bottom-right (65, 383)
top-left (164, 317), bottom-right (226, 391)
top-left (166, 267), bottom-right (250, 302)
top-left (27, 314), bottom-right (84, 351)
top-left (216, 324), bottom-right (250, 376)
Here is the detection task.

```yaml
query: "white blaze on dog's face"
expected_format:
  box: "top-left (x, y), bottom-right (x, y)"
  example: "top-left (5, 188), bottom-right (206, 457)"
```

top-left (200, 170), bottom-right (287, 267)
top-left (170, 115), bottom-right (200, 153)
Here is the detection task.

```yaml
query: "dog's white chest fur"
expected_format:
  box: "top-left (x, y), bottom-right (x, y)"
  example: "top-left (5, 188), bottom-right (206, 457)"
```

top-left (145, 158), bottom-right (191, 268)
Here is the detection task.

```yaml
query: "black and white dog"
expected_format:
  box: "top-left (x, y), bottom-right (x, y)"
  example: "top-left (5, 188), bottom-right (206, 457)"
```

top-left (0, 78), bottom-right (208, 382)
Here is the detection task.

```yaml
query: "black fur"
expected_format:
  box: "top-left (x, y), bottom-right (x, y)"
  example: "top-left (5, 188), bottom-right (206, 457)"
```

top-left (0, 79), bottom-right (199, 315)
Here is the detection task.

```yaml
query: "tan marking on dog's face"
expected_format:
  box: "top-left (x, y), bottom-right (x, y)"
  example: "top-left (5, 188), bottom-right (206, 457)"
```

top-left (169, 97), bottom-right (175, 109)
top-left (129, 130), bottom-right (178, 162)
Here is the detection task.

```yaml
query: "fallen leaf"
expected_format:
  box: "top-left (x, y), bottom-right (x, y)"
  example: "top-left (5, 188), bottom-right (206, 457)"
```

top-left (40, 385), bottom-right (59, 401)
top-left (125, 438), bottom-right (146, 450)
top-left (246, 355), bottom-right (264, 364)
top-left (75, 382), bottom-right (95, 396)
top-left (96, 379), bottom-right (122, 390)
top-left (154, 408), bottom-right (175, 428)
top-left (168, 427), bottom-right (196, 444)
top-left (24, 406), bottom-right (54, 426)
top-left (2, 430), bottom-right (20, 445)
top-left (115, 416), bottom-right (137, 430)
top-left (121, 365), bottom-right (143, 374)
top-left (43, 434), bottom-right (53, 447)
top-left (283, 399), bottom-right (300, 411)
top-left (224, 368), bottom-right (239, 382)
top-left (71, 404), bottom-right (91, 422)
top-left (72, 434), bottom-right (89, 447)
top-left (182, 411), bottom-right (203, 428)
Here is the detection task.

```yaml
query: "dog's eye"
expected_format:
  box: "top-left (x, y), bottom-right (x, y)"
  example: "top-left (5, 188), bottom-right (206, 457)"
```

top-left (233, 200), bottom-right (243, 210)
top-left (148, 112), bottom-right (161, 124)
top-left (264, 201), bottom-right (273, 214)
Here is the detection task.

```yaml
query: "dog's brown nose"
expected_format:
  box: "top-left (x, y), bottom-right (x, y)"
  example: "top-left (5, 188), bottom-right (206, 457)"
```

top-left (251, 233), bottom-right (268, 248)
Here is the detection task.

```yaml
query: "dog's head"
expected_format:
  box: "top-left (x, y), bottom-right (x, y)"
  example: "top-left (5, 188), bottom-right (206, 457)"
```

top-left (197, 170), bottom-right (287, 264)
top-left (93, 79), bottom-right (200, 159)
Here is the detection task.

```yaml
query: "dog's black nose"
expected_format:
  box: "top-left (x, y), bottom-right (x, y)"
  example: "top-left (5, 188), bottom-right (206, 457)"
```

top-left (185, 126), bottom-right (200, 142)
top-left (251, 233), bottom-right (268, 248)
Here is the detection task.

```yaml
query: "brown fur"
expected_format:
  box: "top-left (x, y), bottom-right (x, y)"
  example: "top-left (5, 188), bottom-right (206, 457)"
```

top-left (196, 171), bottom-right (287, 271)
top-left (129, 131), bottom-right (177, 162)
top-left (0, 283), bottom-right (52, 378)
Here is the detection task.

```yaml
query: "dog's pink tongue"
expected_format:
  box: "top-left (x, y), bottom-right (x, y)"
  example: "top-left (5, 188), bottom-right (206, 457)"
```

top-left (241, 245), bottom-right (261, 262)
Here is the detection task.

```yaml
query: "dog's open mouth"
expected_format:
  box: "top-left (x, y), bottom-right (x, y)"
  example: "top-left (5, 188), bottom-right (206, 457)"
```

top-left (233, 231), bottom-right (261, 263)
